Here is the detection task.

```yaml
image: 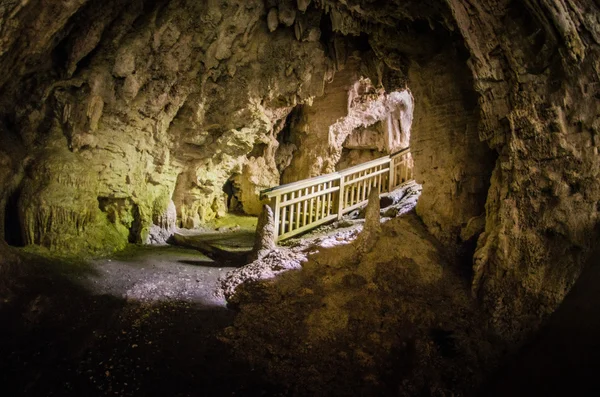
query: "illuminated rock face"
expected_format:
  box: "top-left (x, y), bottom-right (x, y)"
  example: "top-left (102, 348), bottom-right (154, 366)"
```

top-left (0, 0), bottom-right (600, 341)
top-left (0, 0), bottom-right (331, 252)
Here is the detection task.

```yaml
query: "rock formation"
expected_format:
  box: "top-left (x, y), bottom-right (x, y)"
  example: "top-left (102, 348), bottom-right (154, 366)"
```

top-left (249, 204), bottom-right (277, 261)
top-left (353, 188), bottom-right (381, 253)
top-left (0, 0), bottom-right (599, 355)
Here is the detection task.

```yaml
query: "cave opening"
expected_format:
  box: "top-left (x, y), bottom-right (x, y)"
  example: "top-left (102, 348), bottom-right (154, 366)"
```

top-left (275, 105), bottom-right (301, 185)
top-left (3, 187), bottom-right (24, 247)
top-left (337, 86), bottom-right (414, 172)
top-left (128, 203), bottom-right (143, 244)
top-left (222, 177), bottom-right (243, 213)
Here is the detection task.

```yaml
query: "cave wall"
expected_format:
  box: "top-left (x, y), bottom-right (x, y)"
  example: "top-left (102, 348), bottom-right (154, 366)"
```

top-left (315, 0), bottom-right (600, 343)
top-left (449, 0), bottom-right (600, 340)
top-left (282, 54), bottom-right (362, 183)
top-left (408, 45), bottom-right (496, 249)
top-left (0, 0), bottom-right (333, 253)
top-left (283, 58), bottom-right (414, 183)
top-left (337, 88), bottom-right (414, 171)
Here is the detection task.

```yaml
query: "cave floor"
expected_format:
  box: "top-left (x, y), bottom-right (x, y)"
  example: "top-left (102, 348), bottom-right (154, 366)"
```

top-left (0, 246), bottom-right (278, 397)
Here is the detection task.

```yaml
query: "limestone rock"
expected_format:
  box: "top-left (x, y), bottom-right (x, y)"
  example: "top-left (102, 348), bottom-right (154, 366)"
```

top-left (240, 156), bottom-right (279, 216)
top-left (278, 2), bottom-right (296, 27)
top-left (283, 74), bottom-right (412, 183)
top-left (224, 213), bottom-right (476, 395)
top-left (249, 205), bottom-right (277, 262)
top-left (267, 8), bottom-right (279, 32)
top-left (0, 240), bottom-right (21, 305)
top-left (353, 188), bottom-right (381, 253)
top-left (219, 248), bottom-right (307, 305)
top-left (380, 180), bottom-right (422, 218)
top-left (147, 200), bottom-right (177, 244)
top-left (460, 214), bottom-right (486, 243)
top-left (297, 0), bottom-right (311, 12)
top-left (0, 0), bottom-right (331, 254)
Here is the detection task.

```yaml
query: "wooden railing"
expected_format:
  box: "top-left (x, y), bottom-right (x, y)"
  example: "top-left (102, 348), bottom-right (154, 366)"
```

top-left (261, 147), bottom-right (414, 241)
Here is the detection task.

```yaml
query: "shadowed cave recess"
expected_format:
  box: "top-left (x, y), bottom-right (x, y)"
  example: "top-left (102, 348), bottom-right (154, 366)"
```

top-left (1, 0), bottom-right (600, 396)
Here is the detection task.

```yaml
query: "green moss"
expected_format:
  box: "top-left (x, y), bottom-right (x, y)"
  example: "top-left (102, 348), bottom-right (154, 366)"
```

top-left (208, 213), bottom-right (258, 232)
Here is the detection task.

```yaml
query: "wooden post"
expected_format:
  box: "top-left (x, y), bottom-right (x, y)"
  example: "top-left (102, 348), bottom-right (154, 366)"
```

top-left (271, 195), bottom-right (280, 241)
top-left (337, 176), bottom-right (345, 220)
top-left (388, 158), bottom-right (396, 192)
top-left (280, 197), bottom-right (287, 237)
top-left (361, 170), bottom-right (368, 202)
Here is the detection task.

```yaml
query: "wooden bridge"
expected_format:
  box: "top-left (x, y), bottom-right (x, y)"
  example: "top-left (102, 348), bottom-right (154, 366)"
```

top-left (260, 147), bottom-right (414, 241)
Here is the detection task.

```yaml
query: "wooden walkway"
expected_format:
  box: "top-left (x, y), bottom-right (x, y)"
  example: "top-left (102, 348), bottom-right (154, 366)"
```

top-left (261, 148), bottom-right (414, 241)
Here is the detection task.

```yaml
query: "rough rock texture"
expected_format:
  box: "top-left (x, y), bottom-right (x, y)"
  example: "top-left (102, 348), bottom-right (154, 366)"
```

top-left (0, 240), bottom-right (21, 303)
top-left (300, 0), bottom-right (600, 344)
top-left (249, 204), bottom-right (277, 262)
top-left (283, 69), bottom-right (414, 182)
top-left (0, 0), bottom-right (333, 254)
top-left (353, 188), bottom-right (381, 253)
top-left (408, 43), bottom-right (496, 249)
top-left (448, 0), bottom-right (600, 341)
top-left (147, 200), bottom-right (177, 244)
top-left (219, 248), bottom-right (307, 305)
top-left (380, 180), bottom-right (422, 219)
top-left (0, 0), bottom-right (413, 254)
top-left (223, 213), bottom-right (494, 396)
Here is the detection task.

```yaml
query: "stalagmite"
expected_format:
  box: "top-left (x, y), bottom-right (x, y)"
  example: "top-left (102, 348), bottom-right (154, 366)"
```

top-left (249, 204), bottom-right (277, 261)
top-left (353, 188), bottom-right (381, 253)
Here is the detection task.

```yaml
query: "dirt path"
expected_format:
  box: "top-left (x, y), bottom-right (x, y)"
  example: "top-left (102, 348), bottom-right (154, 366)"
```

top-left (0, 246), bottom-right (276, 397)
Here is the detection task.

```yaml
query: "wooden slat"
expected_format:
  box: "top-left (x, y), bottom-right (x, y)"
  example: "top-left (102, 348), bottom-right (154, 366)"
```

top-left (344, 176), bottom-right (349, 211)
top-left (338, 155), bottom-right (391, 177)
top-left (294, 202), bottom-right (302, 229)
top-left (278, 214), bottom-right (338, 241)
top-left (280, 186), bottom-right (340, 206)
top-left (289, 192), bottom-right (294, 231)
top-left (341, 200), bottom-right (368, 215)
top-left (337, 177), bottom-right (345, 220)
top-left (302, 188), bottom-right (308, 227)
top-left (316, 184), bottom-right (322, 221)
top-left (272, 196), bottom-right (281, 239)
top-left (262, 147), bottom-right (413, 242)
top-left (262, 172), bottom-right (341, 198)
top-left (321, 182), bottom-right (327, 218)
top-left (362, 171), bottom-right (368, 202)
top-left (389, 159), bottom-right (396, 191)
top-left (281, 200), bottom-right (288, 235)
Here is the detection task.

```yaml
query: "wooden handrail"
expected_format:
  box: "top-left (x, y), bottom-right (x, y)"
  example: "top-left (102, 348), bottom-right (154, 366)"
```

top-left (261, 172), bottom-right (341, 199)
top-left (338, 156), bottom-right (391, 176)
top-left (260, 147), bottom-right (414, 241)
top-left (390, 146), bottom-right (411, 159)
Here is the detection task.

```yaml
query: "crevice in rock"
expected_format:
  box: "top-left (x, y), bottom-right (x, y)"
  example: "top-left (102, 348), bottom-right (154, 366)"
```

top-left (223, 177), bottom-right (243, 213)
top-left (275, 105), bottom-right (301, 181)
top-left (128, 203), bottom-right (143, 244)
top-left (3, 186), bottom-right (24, 247)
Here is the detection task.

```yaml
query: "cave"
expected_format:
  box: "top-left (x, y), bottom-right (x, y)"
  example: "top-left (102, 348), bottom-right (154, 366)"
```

top-left (1, 1), bottom-right (600, 396)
